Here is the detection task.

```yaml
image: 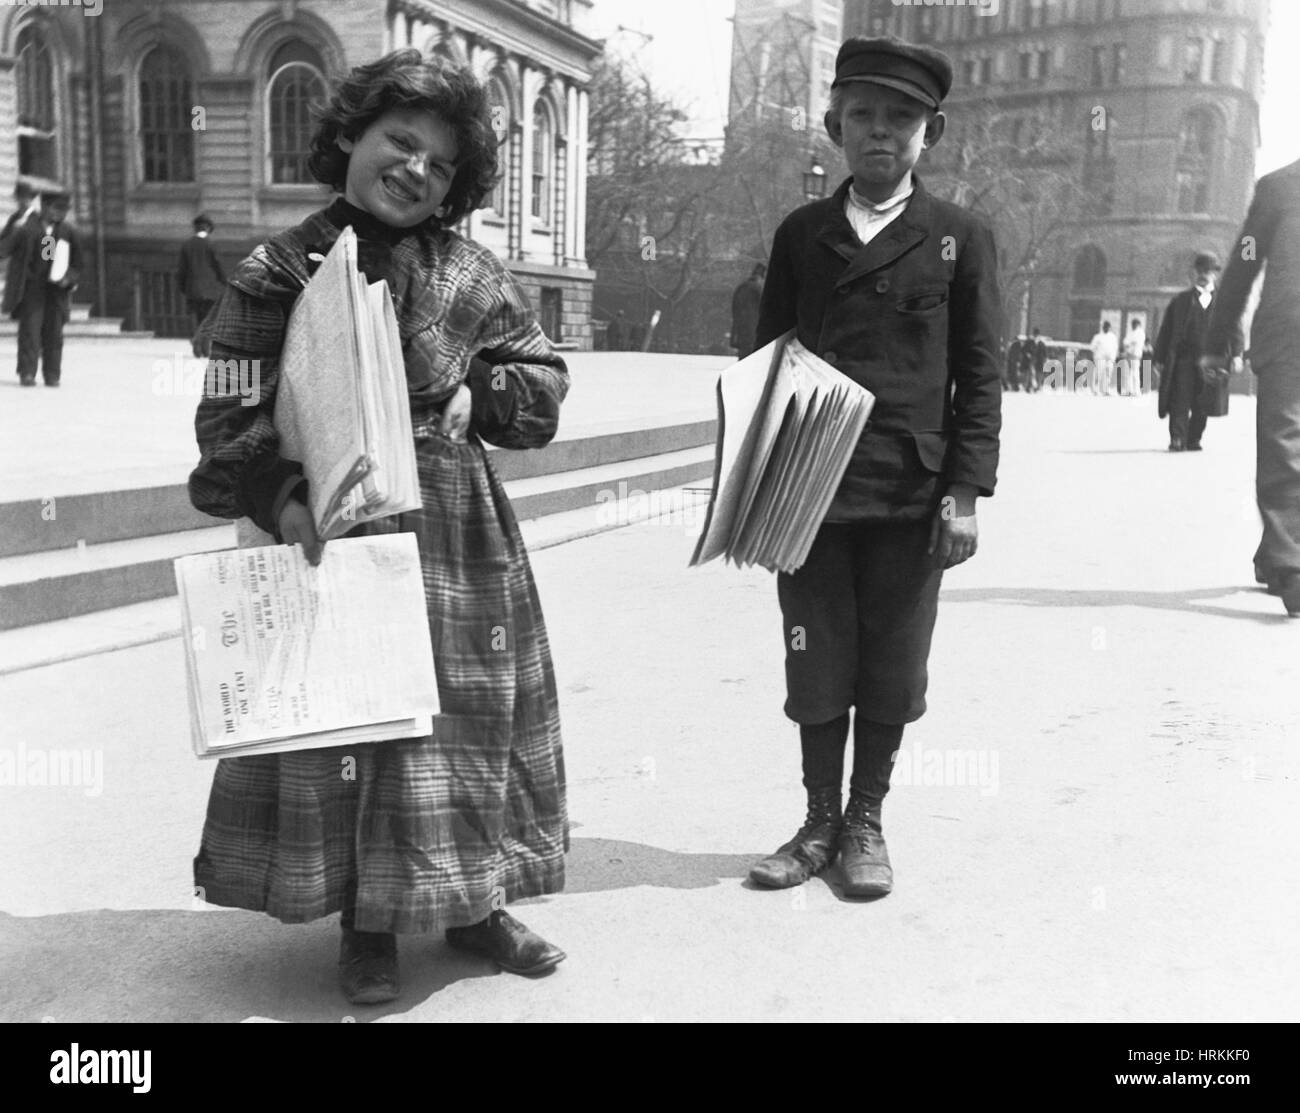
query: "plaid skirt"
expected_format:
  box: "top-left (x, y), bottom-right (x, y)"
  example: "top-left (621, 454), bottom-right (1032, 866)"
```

top-left (193, 420), bottom-right (567, 934)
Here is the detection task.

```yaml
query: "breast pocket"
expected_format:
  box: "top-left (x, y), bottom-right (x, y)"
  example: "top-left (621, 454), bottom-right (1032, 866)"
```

top-left (896, 286), bottom-right (949, 315)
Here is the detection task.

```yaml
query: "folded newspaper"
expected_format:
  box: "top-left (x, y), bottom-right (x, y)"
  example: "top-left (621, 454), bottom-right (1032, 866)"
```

top-left (250, 223), bottom-right (420, 545)
top-left (691, 332), bottom-right (875, 574)
top-left (174, 535), bottom-right (439, 758)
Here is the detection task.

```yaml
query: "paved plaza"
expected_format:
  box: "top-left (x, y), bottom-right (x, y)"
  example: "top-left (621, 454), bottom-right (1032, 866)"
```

top-left (1, 349), bottom-right (1297, 1022)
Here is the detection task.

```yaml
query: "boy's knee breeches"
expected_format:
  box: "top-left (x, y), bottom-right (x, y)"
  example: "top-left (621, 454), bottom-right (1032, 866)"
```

top-left (777, 520), bottom-right (943, 726)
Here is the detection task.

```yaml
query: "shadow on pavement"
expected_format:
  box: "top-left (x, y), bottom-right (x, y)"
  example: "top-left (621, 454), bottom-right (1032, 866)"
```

top-left (0, 907), bottom-right (510, 1023)
top-left (561, 837), bottom-right (760, 895)
top-left (942, 585), bottom-right (1290, 624)
top-left (0, 836), bottom-right (768, 1022)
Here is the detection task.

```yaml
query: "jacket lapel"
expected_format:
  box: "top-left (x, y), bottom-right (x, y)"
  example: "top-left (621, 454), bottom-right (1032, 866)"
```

top-left (818, 176), bottom-right (933, 289)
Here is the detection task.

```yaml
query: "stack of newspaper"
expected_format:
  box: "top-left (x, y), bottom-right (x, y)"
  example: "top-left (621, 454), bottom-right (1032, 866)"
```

top-left (691, 332), bottom-right (875, 574)
top-left (271, 223), bottom-right (421, 541)
top-left (175, 535), bottom-right (440, 758)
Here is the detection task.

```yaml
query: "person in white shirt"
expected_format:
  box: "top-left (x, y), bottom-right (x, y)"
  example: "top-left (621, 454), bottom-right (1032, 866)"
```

top-left (1120, 318), bottom-right (1146, 396)
top-left (1089, 320), bottom-right (1119, 395)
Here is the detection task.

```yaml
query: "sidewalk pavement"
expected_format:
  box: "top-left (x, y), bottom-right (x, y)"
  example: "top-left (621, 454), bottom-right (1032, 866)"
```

top-left (1, 390), bottom-right (1298, 1022)
top-left (0, 338), bottom-right (725, 500)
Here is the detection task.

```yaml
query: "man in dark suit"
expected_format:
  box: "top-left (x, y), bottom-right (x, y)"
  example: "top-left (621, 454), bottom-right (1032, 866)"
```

top-left (1029, 326), bottom-right (1047, 392)
top-left (729, 263), bottom-right (766, 359)
top-left (1204, 158), bottom-right (1300, 615)
top-left (1, 179), bottom-right (45, 381)
top-left (1004, 335), bottom-right (1023, 392)
top-left (1155, 251), bottom-right (1231, 451)
top-left (177, 213), bottom-right (226, 358)
top-left (747, 36), bottom-right (1000, 900)
top-left (0, 187), bottom-right (83, 387)
top-left (1, 179), bottom-right (41, 294)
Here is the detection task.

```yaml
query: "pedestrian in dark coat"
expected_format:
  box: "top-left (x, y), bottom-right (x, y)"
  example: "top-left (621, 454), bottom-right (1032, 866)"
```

top-left (1155, 251), bottom-right (1230, 451)
top-left (747, 36), bottom-right (1001, 901)
top-left (605, 308), bottom-right (627, 351)
top-left (730, 263), bottom-right (766, 358)
top-left (1204, 157), bottom-right (1300, 614)
top-left (1004, 335), bottom-right (1023, 392)
top-left (177, 213), bottom-right (226, 358)
top-left (0, 179), bottom-right (43, 328)
top-left (0, 188), bottom-right (83, 386)
top-left (1030, 327), bottom-right (1047, 391)
top-left (188, 50), bottom-right (569, 1006)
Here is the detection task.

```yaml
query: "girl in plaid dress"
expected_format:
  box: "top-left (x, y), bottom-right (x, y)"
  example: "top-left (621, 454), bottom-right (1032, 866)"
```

top-left (188, 51), bottom-right (569, 1005)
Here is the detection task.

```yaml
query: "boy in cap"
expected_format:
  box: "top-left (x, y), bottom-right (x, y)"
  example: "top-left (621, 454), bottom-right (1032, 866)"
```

top-left (749, 36), bottom-right (1001, 898)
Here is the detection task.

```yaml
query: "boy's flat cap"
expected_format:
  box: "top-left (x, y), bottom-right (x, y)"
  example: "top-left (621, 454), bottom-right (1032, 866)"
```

top-left (832, 36), bottom-right (953, 109)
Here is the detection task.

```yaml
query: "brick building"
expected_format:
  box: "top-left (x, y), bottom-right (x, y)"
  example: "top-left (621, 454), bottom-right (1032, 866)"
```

top-left (0, 0), bottom-right (600, 346)
top-left (843, 0), bottom-right (1270, 343)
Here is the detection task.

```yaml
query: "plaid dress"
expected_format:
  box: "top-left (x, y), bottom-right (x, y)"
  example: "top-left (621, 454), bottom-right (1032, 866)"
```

top-left (188, 199), bottom-right (569, 934)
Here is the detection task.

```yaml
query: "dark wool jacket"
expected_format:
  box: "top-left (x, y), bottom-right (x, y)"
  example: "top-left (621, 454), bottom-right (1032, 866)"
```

top-left (1206, 157), bottom-right (1300, 371)
top-left (1154, 287), bottom-right (1230, 420)
top-left (177, 234), bottom-right (227, 303)
top-left (756, 175), bottom-right (1002, 521)
top-left (0, 210), bottom-right (85, 317)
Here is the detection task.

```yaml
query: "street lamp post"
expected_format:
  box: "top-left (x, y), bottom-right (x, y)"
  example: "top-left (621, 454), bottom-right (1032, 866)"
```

top-left (803, 159), bottom-right (827, 201)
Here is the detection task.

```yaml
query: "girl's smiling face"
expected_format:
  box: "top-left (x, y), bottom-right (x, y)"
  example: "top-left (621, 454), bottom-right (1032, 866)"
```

top-left (336, 106), bottom-right (459, 228)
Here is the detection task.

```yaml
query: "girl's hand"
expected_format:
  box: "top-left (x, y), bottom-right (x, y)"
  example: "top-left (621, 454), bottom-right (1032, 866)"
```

top-left (439, 383), bottom-right (473, 443)
top-left (278, 498), bottom-right (324, 566)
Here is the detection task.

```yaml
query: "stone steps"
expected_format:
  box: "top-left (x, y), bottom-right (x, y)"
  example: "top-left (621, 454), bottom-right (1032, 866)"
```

top-left (0, 421), bottom-right (718, 631)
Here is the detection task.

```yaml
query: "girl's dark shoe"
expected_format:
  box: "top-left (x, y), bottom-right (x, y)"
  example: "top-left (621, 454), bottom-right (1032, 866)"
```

top-left (749, 786), bottom-right (842, 888)
top-left (839, 792), bottom-right (893, 898)
top-left (445, 910), bottom-right (566, 976)
top-left (339, 928), bottom-right (400, 1005)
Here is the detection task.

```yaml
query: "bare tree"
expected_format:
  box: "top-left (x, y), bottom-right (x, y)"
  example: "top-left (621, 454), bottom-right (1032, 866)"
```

top-left (925, 100), bottom-right (1090, 337)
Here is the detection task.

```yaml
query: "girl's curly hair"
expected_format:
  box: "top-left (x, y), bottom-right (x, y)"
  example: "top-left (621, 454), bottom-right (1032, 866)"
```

top-left (308, 49), bottom-right (500, 228)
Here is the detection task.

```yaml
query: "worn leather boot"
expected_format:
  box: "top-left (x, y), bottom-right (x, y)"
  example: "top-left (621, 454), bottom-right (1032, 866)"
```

top-left (749, 786), bottom-right (843, 888)
top-left (339, 928), bottom-right (400, 1005)
top-left (839, 791), bottom-right (893, 898)
top-left (445, 910), bottom-right (566, 976)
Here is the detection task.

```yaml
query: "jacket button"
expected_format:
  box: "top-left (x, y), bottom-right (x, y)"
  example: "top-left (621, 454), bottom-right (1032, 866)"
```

top-left (823, 350), bottom-right (838, 364)
top-left (875, 279), bottom-right (890, 293)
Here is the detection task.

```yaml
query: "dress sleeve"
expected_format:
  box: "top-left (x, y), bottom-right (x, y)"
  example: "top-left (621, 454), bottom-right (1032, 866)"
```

top-left (464, 260), bottom-right (569, 450)
top-left (188, 284), bottom-right (306, 537)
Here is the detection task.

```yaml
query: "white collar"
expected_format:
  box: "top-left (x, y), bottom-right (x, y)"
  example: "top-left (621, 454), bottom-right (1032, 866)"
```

top-left (848, 174), bottom-right (914, 214)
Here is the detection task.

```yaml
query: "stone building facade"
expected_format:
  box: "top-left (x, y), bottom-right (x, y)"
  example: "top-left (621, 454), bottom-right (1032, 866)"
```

top-left (0, 0), bottom-right (600, 347)
top-left (843, 0), bottom-right (1270, 342)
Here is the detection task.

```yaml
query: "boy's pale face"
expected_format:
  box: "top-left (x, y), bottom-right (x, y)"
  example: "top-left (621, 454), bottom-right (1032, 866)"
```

top-left (337, 106), bottom-right (459, 228)
top-left (827, 84), bottom-right (943, 202)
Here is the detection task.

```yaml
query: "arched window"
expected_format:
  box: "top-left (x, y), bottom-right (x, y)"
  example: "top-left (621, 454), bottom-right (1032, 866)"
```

top-left (140, 46), bottom-right (195, 182)
top-left (16, 23), bottom-right (57, 179)
top-left (486, 77), bottom-right (511, 215)
top-left (1072, 245), bottom-right (1107, 291)
top-left (1176, 107), bottom-right (1219, 214)
top-left (531, 100), bottom-right (553, 222)
top-left (267, 41), bottom-right (327, 184)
